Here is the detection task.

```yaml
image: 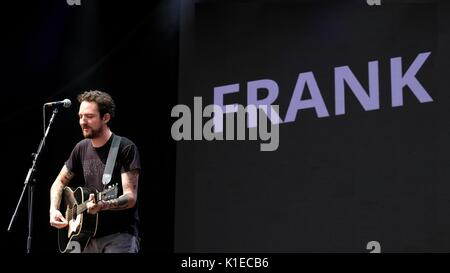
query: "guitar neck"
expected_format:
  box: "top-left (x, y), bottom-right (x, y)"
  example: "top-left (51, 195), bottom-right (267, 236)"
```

top-left (64, 186), bottom-right (117, 221)
top-left (76, 201), bottom-right (89, 215)
top-left (78, 191), bottom-right (103, 214)
top-left (68, 192), bottom-right (101, 218)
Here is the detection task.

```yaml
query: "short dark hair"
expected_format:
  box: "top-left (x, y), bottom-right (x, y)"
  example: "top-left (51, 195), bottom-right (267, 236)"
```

top-left (77, 90), bottom-right (116, 119)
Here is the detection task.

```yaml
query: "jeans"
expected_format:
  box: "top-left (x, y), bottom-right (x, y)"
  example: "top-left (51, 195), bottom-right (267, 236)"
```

top-left (80, 232), bottom-right (140, 253)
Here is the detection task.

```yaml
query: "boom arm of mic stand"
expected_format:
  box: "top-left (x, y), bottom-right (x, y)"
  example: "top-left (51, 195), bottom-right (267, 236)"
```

top-left (7, 108), bottom-right (59, 253)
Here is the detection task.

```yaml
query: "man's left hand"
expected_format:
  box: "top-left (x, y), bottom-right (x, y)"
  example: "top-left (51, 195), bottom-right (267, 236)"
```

top-left (87, 193), bottom-right (104, 214)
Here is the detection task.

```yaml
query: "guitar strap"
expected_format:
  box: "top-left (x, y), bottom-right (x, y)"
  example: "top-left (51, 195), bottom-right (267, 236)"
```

top-left (102, 134), bottom-right (122, 186)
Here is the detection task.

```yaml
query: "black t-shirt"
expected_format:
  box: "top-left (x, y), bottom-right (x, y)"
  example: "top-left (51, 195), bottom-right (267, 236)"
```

top-left (65, 134), bottom-right (141, 237)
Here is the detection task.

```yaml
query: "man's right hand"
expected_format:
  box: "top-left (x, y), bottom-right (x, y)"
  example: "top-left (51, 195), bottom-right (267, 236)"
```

top-left (49, 209), bottom-right (68, 229)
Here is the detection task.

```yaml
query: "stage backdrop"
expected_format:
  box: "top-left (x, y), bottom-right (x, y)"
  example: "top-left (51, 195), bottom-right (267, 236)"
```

top-left (175, 0), bottom-right (450, 252)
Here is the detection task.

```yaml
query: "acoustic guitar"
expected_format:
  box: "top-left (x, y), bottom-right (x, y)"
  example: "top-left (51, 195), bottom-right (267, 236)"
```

top-left (58, 184), bottom-right (118, 253)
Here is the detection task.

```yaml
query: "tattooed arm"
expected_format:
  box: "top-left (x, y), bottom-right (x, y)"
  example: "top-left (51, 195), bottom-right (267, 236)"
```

top-left (49, 165), bottom-right (74, 228)
top-left (87, 169), bottom-right (139, 214)
top-left (105, 169), bottom-right (139, 210)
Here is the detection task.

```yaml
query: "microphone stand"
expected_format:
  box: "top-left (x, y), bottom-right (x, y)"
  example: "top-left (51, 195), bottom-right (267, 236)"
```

top-left (8, 108), bottom-right (59, 253)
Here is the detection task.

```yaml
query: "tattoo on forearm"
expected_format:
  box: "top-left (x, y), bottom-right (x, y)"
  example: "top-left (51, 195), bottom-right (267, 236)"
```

top-left (103, 195), bottom-right (129, 210)
top-left (50, 166), bottom-right (74, 210)
top-left (50, 181), bottom-right (65, 210)
top-left (101, 169), bottom-right (139, 211)
top-left (60, 169), bottom-right (74, 184)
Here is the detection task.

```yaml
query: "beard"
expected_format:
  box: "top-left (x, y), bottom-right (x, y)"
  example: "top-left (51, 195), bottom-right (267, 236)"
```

top-left (82, 126), bottom-right (102, 139)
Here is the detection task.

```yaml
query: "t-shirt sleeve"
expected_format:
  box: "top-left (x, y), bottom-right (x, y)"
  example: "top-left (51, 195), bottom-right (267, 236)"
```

top-left (65, 142), bottom-right (82, 174)
top-left (121, 142), bottom-right (141, 173)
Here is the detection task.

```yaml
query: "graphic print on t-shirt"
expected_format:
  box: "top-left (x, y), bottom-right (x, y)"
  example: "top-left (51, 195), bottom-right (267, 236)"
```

top-left (82, 158), bottom-right (105, 189)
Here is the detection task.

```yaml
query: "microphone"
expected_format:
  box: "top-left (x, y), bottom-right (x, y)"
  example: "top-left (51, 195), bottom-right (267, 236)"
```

top-left (44, 99), bottom-right (71, 108)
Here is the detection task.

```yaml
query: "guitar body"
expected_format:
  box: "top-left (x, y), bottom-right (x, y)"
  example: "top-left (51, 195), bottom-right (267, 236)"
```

top-left (58, 187), bottom-right (98, 253)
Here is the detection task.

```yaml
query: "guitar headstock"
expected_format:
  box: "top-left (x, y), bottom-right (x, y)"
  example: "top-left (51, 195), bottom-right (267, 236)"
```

top-left (99, 184), bottom-right (119, 201)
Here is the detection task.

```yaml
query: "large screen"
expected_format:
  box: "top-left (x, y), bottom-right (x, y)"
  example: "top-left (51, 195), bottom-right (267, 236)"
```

top-left (174, 0), bottom-right (450, 252)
